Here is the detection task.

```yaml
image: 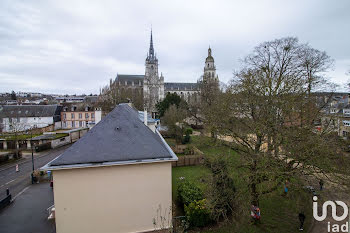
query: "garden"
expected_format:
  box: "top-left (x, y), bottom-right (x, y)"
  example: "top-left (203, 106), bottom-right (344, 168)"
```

top-left (170, 135), bottom-right (313, 233)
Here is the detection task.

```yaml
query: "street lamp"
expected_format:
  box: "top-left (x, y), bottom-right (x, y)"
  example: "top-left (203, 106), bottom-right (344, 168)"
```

top-left (29, 129), bottom-right (35, 184)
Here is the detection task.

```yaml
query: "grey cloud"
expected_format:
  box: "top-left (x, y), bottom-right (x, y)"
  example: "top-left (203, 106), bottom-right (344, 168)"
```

top-left (0, 0), bottom-right (349, 94)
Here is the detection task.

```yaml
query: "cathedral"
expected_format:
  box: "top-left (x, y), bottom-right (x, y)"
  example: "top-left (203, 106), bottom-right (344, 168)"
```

top-left (115, 31), bottom-right (219, 117)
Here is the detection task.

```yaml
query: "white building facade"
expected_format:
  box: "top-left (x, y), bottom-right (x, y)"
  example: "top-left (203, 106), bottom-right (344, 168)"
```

top-left (0, 105), bottom-right (61, 132)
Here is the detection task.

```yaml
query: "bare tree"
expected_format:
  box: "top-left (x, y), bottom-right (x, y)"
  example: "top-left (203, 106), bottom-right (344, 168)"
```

top-left (214, 37), bottom-right (341, 205)
top-left (98, 79), bottom-right (144, 114)
top-left (198, 73), bottom-right (222, 138)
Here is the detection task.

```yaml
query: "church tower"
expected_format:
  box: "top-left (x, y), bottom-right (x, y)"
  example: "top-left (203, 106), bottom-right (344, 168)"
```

top-left (143, 30), bottom-right (164, 117)
top-left (203, 47), bottom-right (219, 82)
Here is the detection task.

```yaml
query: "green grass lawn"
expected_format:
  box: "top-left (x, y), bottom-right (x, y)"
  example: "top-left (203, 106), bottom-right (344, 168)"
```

top-left (171, 135), bottom-right (313, 233)
top-left (172, 166), bottom-right (211, 201)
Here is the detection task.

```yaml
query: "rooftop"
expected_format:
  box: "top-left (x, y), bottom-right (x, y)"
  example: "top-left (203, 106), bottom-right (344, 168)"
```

top-left (0, 105), bottom-right (61, 118)
top-left (45, 104), bottom-right (176, 169)
top-left (115, 74), bottom-right (145, 82)
top-left (164, 82), bottom-right (199, 91)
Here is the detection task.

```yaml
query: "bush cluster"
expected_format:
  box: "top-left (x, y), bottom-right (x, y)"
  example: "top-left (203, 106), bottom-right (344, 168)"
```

top-left (177, 180), bottom-right (203, 206)
top-left (183, 145), bottom-right (194, 155)
top-left (182, 128), bottom-right (193, 144)
top-left (177, 180), bottom-right (211, 227)
top-left (184, 199), bottom-right (211, 227)
top-left (185, 128), bottom-right (193, 135)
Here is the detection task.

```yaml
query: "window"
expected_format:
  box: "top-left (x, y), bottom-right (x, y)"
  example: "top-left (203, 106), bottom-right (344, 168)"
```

top-left (91, 113), bottom-right (95, 119)
top-left (85, 113), bottom-right (89, 119)
top-left (72, 121), bottom-right (75, 128)
top-left (344, 122), bottom-right (350, 127)
top-left (79, 121), bottom-right (82, 127)
top-left (71, 113), bottom-right (75, 119)
top-left (63, 113), bottom-right (66, 119)
top-left (79, 113), bottom-right (82, 119)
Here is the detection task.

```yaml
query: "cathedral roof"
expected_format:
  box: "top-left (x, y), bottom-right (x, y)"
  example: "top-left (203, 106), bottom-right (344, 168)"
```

top-left (115, 74), bottom-right (145, 82)
top-left (164, 82), bottom-right (199, 91)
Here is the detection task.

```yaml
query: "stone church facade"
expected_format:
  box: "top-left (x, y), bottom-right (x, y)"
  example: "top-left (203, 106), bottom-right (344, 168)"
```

top-left (115, 31), bottom-right (218, 117)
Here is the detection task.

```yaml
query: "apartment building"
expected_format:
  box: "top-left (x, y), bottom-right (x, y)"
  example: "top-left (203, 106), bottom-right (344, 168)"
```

top-left (61, 106), bottom-right (102, 129)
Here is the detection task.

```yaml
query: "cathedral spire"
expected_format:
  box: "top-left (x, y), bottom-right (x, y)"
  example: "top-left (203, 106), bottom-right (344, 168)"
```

top-left (149, 29), bottom-right (154, 57)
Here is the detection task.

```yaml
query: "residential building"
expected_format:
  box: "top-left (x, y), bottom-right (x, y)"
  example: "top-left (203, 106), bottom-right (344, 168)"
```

top-left (0, 105), bottom-right (62, 132)
top-left (61, 107), bottom-right (102, 129)
top-left (41, 104), bottom-right (177, 233)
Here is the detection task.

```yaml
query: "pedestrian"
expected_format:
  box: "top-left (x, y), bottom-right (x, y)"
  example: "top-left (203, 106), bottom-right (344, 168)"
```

top-left (319, 179), bottom-right (324, 191)
top-left (284, 180), bottom-right (289, 195)
top-left (298, 212), bottom-right (305, 231)
top-left (250, 205), bottom-right (261, 223)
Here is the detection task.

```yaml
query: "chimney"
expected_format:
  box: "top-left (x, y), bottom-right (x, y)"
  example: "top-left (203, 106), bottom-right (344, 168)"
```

top-left (144, 109), bottom-right (148, 126)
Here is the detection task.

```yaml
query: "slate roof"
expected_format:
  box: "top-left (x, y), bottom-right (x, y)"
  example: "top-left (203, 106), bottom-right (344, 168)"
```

top-left (84, 96), bottom-right (98, 103)
top-left (164, 82), bottom-right (199, 91)
top-left (49, 104), bottom-right (174, 167)
top-left (0, 105), bottom-right (61, 119)
top-left (115, 74), bottom-right (145, 82)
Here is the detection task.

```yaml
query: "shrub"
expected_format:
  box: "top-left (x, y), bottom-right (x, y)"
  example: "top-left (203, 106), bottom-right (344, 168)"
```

top-left (182, 134), bottom-right (191, 144)
top-left (183, 145), bottom-right (194, 155)
top-left (178, 180), bottom-right (203, 206)
top-left (185, 128), bottom-right (193, 135)
top-left (185, 199), bottom-right (211, 227)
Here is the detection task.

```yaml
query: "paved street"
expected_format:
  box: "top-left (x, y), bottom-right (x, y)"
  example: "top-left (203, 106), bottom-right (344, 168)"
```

top-left (0, 182), bottom-right (55, 233)
top-left (0, 145), bottom-right (70, 200)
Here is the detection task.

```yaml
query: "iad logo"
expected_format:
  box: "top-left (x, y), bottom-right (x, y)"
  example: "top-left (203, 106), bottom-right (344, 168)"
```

top-left (313, 196), bottom-right (349, 232)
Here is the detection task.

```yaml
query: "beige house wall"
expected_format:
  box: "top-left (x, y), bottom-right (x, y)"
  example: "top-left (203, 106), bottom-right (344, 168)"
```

top-left (62, 111), bottom-right (95, 121)
top-left (53, 162), bottom-right (172, 233)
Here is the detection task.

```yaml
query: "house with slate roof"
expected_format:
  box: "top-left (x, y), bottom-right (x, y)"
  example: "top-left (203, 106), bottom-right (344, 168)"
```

top-left (41, 104), bottom-right (177, 233)
top-left (0, 105), bottom-right (62, 132)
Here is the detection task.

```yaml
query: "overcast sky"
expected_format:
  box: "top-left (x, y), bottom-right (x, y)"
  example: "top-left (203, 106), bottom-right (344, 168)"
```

top-left (0, 0), bottom-right (349, 95)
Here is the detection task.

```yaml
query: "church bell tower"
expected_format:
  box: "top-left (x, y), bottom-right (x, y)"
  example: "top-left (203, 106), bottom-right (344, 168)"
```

top-left (143, 30), bottom-right (164, 117)
top-left (203, 47), bottom-right (218, 82)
